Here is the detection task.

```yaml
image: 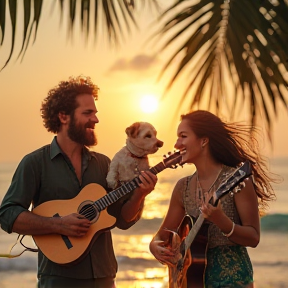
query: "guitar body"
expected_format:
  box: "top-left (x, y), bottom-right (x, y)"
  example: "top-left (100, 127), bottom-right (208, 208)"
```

top-left (32, 183), bottom-right (116, 265)
top-left (168, 215), bottom-right (193, 288)
top-left (168, 215), bottom-right (208, 288)
top-left (167, 161), bottom-right (252, 288)
top-left (30, 151), bottom-right (183, 265)
top-left (186, 222), bottom-right (209, 288)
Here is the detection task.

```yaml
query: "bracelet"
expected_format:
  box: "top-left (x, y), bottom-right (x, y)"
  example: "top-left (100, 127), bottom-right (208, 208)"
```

top-left (222, 222), bottom-right (235, 238)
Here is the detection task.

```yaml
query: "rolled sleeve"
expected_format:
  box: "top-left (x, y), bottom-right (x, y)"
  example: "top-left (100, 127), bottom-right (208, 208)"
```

top-left (0, 204), bottom-right (26, 233)
top-left (0, 155), bottom-right (39, 233)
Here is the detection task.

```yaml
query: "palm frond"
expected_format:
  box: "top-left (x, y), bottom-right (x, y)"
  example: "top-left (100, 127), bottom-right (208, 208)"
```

top-left (0, 0), bottom-right (160, 70)
top-left (1, 0), bottom-right (43, 70)
top-left (0, 0), bottom-right (6, 45)
top-left (18, 0), bottom-right (43, 63)
top-left (1, 0), bottom-right (17, 71)
top-left (156, 0), bottom-right (288, 133)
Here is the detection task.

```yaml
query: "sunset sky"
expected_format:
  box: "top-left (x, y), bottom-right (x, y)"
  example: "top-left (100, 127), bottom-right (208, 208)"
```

top-left (0, 0), bottom-right (287, 163)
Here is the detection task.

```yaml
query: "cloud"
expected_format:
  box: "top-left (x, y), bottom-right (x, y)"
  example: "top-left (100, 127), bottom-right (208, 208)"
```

top-left (109, 54), bottom-right (158, 72)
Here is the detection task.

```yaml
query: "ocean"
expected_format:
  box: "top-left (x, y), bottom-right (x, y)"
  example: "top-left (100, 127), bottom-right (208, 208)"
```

top-left (0, 157), bottom-right (287, 288)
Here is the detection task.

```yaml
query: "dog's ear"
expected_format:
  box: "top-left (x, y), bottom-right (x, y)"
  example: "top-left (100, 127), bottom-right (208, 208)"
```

top-left (125, 122), bottom-right (141, 138)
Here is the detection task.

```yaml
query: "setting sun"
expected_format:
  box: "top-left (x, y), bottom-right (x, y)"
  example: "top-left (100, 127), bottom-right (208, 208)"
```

top-left (140, 95), bottom-right (159, 113)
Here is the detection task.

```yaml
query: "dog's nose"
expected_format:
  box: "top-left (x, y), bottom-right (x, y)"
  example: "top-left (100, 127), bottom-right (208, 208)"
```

top-left (157, 140), bottom-right (164, 147)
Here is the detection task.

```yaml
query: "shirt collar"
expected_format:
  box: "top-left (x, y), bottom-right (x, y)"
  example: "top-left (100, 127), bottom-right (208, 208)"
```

top-left (50, 136), bottom-right (63, 159)
top-left (50, 136), bottom-right (94, 161)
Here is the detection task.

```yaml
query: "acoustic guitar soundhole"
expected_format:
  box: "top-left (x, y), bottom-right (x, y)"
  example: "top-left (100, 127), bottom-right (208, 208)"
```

top-left (78, 200), bottom-right (100, 223)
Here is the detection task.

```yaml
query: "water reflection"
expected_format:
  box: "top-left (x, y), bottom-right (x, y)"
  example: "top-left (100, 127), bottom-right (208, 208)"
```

top-left (113, 164), bottom-right (193, 287)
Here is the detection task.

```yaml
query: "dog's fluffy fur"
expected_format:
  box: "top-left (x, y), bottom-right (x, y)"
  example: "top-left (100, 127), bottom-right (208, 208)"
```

top-left (106, 122), bottom-right (163, 189)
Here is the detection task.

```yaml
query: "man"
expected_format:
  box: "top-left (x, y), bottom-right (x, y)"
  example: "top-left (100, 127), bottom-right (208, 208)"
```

top-left (0, 75), bottom-right (157, 288)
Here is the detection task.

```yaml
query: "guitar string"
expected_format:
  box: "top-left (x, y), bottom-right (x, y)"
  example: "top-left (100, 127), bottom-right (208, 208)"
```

top-left (78, 182), bottom-right (137, 219)
top-left (78, 157), bottom-right (179, 219)
top-left (79, 205), bottom-right (97, 219)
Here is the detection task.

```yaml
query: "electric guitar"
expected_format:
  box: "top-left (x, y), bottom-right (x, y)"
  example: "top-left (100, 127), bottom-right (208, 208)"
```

top-left (32, 151), bottom-right (182, 265)
top-left (167, 161), bottom-right (252, 288)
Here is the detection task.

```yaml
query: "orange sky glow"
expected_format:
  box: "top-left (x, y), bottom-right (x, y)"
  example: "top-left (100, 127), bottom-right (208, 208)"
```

top-left (0, 1), bottom-right (287, 163)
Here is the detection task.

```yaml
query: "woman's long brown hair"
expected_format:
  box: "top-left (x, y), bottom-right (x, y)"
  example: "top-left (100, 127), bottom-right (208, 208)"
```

top-left (181, 110), bottom-right (279, 213)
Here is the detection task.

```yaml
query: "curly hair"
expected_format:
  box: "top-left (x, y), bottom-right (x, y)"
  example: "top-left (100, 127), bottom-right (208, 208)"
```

top-left (181, 110), bottom-right (278, 213)
top-left (41, 75), bottom-right (99, 133)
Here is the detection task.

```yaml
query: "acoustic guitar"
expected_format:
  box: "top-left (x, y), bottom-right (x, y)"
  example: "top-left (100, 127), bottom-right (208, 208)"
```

top-left (167, 161), bottom-right (252, 288)
top-left (32, 151), bottom-right (182, 265)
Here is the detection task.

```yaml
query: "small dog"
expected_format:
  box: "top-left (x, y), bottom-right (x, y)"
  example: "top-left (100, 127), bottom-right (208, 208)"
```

top-left (106, 122), bottom-right (164, 189)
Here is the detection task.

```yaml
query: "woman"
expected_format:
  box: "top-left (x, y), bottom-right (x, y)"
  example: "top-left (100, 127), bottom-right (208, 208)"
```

top-left (150, 110), bottom-right (277, 288)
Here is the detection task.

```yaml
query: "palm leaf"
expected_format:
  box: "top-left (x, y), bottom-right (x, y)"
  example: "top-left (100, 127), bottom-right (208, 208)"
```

top-left (0, 0), bottom-right (6, 45)
top-left (0, 0), bottom-right (160, 70)
top-left (155, 0), bottom-right (288, 132)
top-left (1, 0), bottom-right (17, 71)
top-left (1, 0), bottom-right (43, 70)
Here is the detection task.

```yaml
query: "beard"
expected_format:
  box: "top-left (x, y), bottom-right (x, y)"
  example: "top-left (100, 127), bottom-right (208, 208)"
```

top-left (68, 114), bottom-right (97, 147)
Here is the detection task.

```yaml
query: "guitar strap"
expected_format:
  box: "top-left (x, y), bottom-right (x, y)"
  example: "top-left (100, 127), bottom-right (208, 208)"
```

top-left (0, 234), bottom-right (38, 259)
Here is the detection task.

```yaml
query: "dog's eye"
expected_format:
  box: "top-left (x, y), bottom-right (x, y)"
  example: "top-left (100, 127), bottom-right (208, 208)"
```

top-left (145, 134), bottom-right (152, 138)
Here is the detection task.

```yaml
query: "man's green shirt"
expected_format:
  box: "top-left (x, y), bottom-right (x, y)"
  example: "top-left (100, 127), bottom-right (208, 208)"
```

top-left (0, 137), bottom-right (141, 279)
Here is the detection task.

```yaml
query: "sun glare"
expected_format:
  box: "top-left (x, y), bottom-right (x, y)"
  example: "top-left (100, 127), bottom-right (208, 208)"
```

top-left (140, 95), bottom-right (159, 113)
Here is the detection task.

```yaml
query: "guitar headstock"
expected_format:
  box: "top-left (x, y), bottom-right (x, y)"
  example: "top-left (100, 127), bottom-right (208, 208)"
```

top-left (214, 161), bottom-right (252, 206)
top-left (163, 151), bottom-right (183, 169)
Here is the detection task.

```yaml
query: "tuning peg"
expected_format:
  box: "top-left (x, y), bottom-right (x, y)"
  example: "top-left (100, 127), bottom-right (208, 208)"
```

top-left (163, 151), bottom-right (173, 158)
top-left (239, 181), bottom-right (246, 189)
top-left (170, 164), bottom-right (180, 169)
top-left (229, 184), bottom-right (243, 197)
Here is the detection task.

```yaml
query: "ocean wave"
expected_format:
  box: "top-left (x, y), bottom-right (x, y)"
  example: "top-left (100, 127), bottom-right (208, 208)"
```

top-left (114, 217), bottom-right (163, 235)
top-left (0, 255), bottom-right (37, 271)
top-left (253, 261), bottom-right (288, 267)
top-left (0, 255), bottom-right (160, 273)
top-left (0, 214), bottom-right (286, 273)
top-left (2, 252), bottom-right (287, 273)
top-left (117, 256), bottom-right (161, 270)
top-left (261, 213), bottom-right (288, 232)
top-left (113, 214), bottom-right (288, 235)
